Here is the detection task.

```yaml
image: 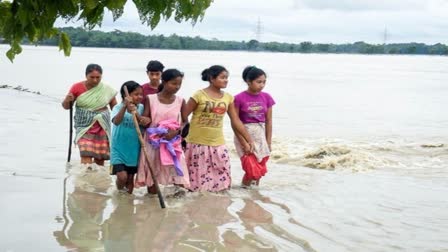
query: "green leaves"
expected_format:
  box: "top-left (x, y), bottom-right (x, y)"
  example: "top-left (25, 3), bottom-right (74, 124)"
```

top-left (58, 32), bottom-right (72, 56)
top-left (6, 41), bottom-right (22, 62)
top-left (0, 0), bottom-right (213, 62)
top-left (132, 0), bottom-right (211, 29)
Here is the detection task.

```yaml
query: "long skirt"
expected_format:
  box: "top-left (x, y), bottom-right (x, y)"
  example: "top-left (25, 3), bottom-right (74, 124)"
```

top-left (135, 143), bottom-right (190, 188)
top-left (185, 143), bottom-right (231, 192)
top-left (77, 122), bottom-right (110, 160)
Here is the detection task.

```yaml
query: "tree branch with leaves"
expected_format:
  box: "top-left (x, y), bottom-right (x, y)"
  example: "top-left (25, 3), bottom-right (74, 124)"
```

top-left (0, 0), bottom-right (213, 61)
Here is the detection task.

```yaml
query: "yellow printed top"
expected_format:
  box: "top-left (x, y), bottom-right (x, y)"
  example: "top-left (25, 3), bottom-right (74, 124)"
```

top-left (186, 89), bottom-right (234, 146)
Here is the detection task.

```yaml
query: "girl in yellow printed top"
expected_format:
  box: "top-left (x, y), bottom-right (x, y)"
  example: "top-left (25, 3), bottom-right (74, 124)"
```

top-left (183, 65), bottom-right (254, 192)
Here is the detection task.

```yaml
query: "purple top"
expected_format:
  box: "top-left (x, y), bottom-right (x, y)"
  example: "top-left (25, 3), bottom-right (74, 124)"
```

top-left (234, 91), bottom-right (275, 124)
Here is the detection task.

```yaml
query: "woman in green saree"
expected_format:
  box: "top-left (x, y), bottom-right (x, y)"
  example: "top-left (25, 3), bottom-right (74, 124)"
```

top-left (62, 64), bottom-right (118, 168)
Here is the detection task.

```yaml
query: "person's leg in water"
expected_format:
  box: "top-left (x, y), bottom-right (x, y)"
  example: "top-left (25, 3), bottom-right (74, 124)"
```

top-left (242, 175), bottom-right (252, 188)
top-left (147, 185), bottom-right (157, 195)
top-left (81, 156), bottom-right (94, 170)
top-left (126, 174), bottom-right (135, 194)
top-left (113, 164), bottom-right (133, 193)
top-left (94, 158), bottom-right (104, 166)
top-left (116, 171), bottom-right (128, 192)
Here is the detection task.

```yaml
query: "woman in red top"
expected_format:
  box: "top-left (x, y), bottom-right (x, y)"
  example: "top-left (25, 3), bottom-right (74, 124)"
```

top-left (62, 64), bottom-right (118, 168)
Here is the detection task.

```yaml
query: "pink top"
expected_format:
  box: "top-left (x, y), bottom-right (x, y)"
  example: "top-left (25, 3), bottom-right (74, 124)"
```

top-left (148, 94), bottom-right (183, 126)
top-left (147, 94), bottom-right (184, 166)
top-left (136, 94), bottom-right (190, 188)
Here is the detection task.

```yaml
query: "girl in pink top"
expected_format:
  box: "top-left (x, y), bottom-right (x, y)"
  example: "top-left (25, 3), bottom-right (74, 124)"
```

top-left (234, 66), bottom-right (275, 188)
top-left (136, 69), bottom-right (190, 195)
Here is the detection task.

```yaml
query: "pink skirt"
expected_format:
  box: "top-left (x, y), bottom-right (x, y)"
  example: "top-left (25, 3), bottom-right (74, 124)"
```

top-left (135, 142), bottom-right (190, 188)
top-left (185, 143), bottom-right (231, 192)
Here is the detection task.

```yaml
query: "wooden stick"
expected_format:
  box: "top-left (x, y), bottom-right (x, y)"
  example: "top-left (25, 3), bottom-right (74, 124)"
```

top-left (67, 101), bottom-right (73, 163)
top-left (124, 86), bottom-right (166, 208)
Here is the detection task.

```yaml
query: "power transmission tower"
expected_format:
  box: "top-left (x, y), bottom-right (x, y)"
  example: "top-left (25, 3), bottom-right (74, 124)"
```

top-left (383, 26), bottom-right (388, 45)
top-left (255, 17), bottom-right (263, 42)
top-left (382, 26), bottom-right (389, 54)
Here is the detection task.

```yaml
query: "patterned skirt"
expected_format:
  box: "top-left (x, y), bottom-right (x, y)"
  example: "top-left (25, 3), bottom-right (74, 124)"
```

top-left (234, 123), bottom-right (270, 161)
top-left (185, 143), bottom-right (231, 192)
top-left (234, 123), bottom-right (271, 180)
top-left (77, 122), bottom-right (110, 160)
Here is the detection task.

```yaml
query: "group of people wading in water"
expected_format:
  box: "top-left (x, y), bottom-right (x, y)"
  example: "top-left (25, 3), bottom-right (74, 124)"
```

top-left (62, 61), bottom-right (275, 195)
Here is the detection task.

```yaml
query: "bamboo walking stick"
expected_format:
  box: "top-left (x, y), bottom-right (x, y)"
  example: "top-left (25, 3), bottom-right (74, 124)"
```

top-left (67, 101), bottom-right (73, 163)
top-left (124, 86), bottom-right (166, 208)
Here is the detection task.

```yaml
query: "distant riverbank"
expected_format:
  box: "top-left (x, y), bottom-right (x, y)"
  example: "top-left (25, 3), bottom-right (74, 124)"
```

top-left (8, 26), bottom-right (448, 56)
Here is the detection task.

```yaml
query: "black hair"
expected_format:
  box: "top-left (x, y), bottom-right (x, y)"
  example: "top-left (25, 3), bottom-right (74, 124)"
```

top-left (85, 64), bottom-right (103, 75)
top-left (159, 68), bottom-right (184, 92)
top-left (120, 81), bottom-right (142, 99)
top-left (242, 66), bottom-right (266, 82)
top-left (162, 68), bottom-right (184, 82)
top-left (201, 65), bottom-right (227, 82)
top-left (146, 60), bottom-right (165, 72)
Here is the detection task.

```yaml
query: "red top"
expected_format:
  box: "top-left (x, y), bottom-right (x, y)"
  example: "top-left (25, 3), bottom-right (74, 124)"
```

top-left (69, 81), bottom-right (88, 99)
top-left (141, 83), bottom-right (159, 105)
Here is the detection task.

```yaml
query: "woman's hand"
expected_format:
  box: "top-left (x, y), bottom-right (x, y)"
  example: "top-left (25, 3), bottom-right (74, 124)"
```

top-left (163, 129), bottom-right (180, 141)
top-left (65, 93), bottom-right (75, 103)
top-left (249, 142), bottom-right (255, 153)
top-left (242, 141), bottom-right (254, 154)
top-left (126, 103), bottom-right (136, 113)
top-left (62, 93), bottom-right (75, 109)
top-left (125, 97), bottom-right (136, 113)
top-left (138, 116), bottom-right (151, 127)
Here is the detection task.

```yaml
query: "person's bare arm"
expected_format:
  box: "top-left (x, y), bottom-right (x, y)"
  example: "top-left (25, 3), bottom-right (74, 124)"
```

top-left (109, 97), bottom-right (117, 110)
top-left (182, 98), bottom-right (197, 119)
top-left (265, 107), bottom-right (273, 151)
top-left (228, 103), bottom-right (253, 152)
top-left (112, 97), bottom-right (133, 125)
top-left (231, 103), bottom-right (248, 151)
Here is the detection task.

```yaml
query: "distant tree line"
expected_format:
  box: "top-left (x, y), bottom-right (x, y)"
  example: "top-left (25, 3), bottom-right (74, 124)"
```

top-left (16, 27), bottom-right (448, 55)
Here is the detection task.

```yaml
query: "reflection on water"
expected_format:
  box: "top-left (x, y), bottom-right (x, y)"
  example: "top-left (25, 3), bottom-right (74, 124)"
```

top-left (53, 170), bottom-right (325, 251)
top-left (54, 188), bottom-right (109, 251)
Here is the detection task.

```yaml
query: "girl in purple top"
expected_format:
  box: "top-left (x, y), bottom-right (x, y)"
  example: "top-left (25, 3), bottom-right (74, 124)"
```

top-left (234, 66), bottom-right (275, 188)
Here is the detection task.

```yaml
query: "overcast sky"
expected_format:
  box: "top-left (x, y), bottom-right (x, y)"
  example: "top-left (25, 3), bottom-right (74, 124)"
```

top-left (60, 0), bottom-right (448, 44)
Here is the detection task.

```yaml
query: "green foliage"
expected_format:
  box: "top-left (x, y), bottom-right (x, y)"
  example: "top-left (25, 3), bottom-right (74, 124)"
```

top-left (300, 41), bottom-right (312, 53)
top-left (29, 27), bottom-right (448, 56)
top-left (247, 39), bottom-right (260, 51)
top-left (58, 32), bottom-right (72, 56)
top-left (0, 0), bottom-right (212, 61)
